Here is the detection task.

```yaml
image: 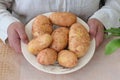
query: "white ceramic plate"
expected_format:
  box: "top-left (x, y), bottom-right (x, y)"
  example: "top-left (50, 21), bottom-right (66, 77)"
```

top-left (21, 12), bottom-right (95, 74)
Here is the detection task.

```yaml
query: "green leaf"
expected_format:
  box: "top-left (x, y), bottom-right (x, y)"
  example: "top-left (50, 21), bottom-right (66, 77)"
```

top-left (105, 28), bottom-right (120, 38)
top-left (105, 28), bottom-right (120, 34)
top-left (105, 39), bottom-right (120, 55)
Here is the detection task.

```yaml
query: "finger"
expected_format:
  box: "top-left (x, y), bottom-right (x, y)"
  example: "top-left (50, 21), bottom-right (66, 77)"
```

top-left (16, 26), bottom-right (29, 44)
top-left (13, 38), bottom-right (22, 53)
top-left (88, 21), bottom-right (98, 37)
top-left (8, 32), bottom-right (22, 53)
top-left (95, 26), bottom-right (104, 48)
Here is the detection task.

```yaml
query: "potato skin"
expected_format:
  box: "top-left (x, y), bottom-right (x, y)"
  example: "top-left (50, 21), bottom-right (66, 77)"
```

top-left (32, 15), bottom-right (53, 37)
top-left (28, 34), bottom-right (52, 55)
top-left (58, 50), bottom-right (78, 68)
top-left (37, 48), bottom-right (57, 65)
top-left (49, 12), bottom-right (77, 27)
top-left (50, 27), bottom-right (69, 52)
top-left (69, 23), bottom-right (90, 58)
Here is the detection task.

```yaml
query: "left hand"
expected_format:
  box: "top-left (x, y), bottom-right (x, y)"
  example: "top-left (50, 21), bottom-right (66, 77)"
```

top-left (87, 18), bottom-right (105, 48)
top-left (7, 22), bottom-right (29, 53)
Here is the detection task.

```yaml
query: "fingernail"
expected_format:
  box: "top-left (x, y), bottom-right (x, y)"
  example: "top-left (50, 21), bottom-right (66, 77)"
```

top-left (90, 35), bottom-right (94, 40)
top-left (24, 40), bottom-right (29, 44)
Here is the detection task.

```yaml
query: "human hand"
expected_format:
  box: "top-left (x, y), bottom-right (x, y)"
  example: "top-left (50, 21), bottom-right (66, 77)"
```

top-left (7, 22), bottom-right (29, 53)
top-left (87, 18), bottom-right (104, 48)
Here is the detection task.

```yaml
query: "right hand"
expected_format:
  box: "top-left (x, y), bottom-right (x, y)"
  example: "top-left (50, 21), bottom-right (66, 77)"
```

top-left (87, 18), bottom-right (104, 48)
top-left (7, 22), bottom-right (29, 53)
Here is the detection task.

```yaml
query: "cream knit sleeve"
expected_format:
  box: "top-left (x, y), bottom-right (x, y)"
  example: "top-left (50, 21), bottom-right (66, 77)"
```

top-left (90, 0), bottom-right (120, 29)
top-left (0, 0), bottom-right (20, 42)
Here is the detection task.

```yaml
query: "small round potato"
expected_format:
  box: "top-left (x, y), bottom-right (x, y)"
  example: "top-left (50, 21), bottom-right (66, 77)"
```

top-left (32, 15), bottom-right (53, 37)
top-left (28, 34), bottom-right (52, 55)
top-left (50, 27), bottom-right (69, 52)
top-left (37, 48), bottom-right (57, 65)
top-left (49, 12), bottom-right (77, 27)
top-left (58, 50), bottom-right (78, 68)
top-left (69, 23), bottom-right (90, 58)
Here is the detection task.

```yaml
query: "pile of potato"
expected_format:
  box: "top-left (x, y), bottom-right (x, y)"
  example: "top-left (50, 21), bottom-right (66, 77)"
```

top-left (27, 12), bottom-right (90, 68)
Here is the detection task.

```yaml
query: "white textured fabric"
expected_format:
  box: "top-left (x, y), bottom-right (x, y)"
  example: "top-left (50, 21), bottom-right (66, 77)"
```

top-left (90, 0), bottom-right (120, 29)
top-left (0, 0), bottom-right (120, 42)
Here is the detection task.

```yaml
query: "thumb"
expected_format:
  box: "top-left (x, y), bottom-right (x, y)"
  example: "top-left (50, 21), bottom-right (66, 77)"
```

top-left (16, 24), bottom-right (29, 44)
top-left (87, 19), bottom-right (98, 37)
